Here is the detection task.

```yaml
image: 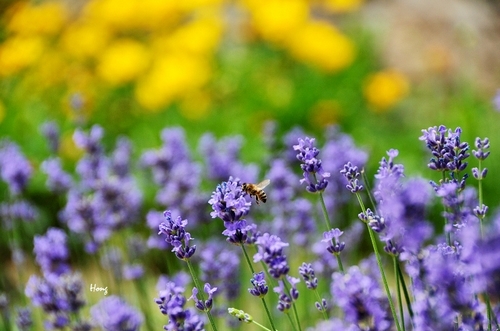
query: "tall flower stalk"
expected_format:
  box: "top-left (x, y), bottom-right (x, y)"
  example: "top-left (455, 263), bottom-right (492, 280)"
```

top-left (158, 211), bottom-right (219, 331)
top-left (341, 162), bottom-right (402, 331)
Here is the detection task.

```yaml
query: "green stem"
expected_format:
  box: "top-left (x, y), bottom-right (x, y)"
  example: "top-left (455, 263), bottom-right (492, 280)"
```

top-left (313, 289), bottom-right (329, 321)
top-left (394, 256), bottom-right (405, 331)
top-left (318, 192), bottom-right (332, 232)
top-left (185, 260), bottom-right (219, 331)
top-left (441, 171), bottom-right (451, 246)
top-left (361, 168), bottom-right (377, 212)
top-left (240, 245), bottom-right (278, 331)
top-left (396, 262), bottom-right (414, 319)
top-left (252, 319), bottom-right (273, 331)
top-left (319, 191), bottom-right (344, 273)
top-left (356, 193), bottom-right (402, 331)
top-left (282, 281), bottom-right (302, 331)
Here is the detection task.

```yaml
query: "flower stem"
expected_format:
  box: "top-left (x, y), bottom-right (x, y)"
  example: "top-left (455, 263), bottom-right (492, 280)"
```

top-left (282, 280), bottom-right (302, 331)
top-left (240, 245), bottom-right (278, 331)
top-left (396, 262), bottom-right (414, 320)
top-left (318, 191), bottom-right (332, 231)
top-left (394, 256), bottom-right (405, 331)
top-left (356, 193), bottom-right (402, 331)
top-left (185, 260), bottom-right (219, 331)
top-left (313, 289), bottom-right (329, 321)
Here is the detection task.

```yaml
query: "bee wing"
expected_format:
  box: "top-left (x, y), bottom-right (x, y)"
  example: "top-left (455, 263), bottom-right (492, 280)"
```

top-left (256, 179), bottom-right (270, 189)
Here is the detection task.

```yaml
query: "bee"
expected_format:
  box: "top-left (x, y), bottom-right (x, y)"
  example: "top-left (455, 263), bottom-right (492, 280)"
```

top-left (242, 179), bottom-right (270, 204)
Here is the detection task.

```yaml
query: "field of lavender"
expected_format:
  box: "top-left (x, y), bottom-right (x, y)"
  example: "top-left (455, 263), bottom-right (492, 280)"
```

top-left (1, 0), bottom-right (500, 330)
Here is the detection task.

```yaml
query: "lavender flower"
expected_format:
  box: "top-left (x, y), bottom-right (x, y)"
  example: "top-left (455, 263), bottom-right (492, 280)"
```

top-left (91, 296), bottom-right (143, 331)
top-left (208, 177), bottom-right (250, 224)
top-left (340, 162), bottom-right (363, 193)
top-left (293, 137), bottom-right (330, 193)
top-left (298, 263), bottom-right (318, 290)
top-left (222, 220), bottom-right (259, 245)
top-left (40, 158), bottom-right (73, 193)
top-left (25, 273), bottom-right (87, 329)
top-left (41, 121), bottom-right (60, 153)
top-left (331, 266), bottom-right (392, 330)
top-left (248, 272), bottom-right (268, 297)
top-left (16, 307), bottom-right (32, 331)
top-left (436, 182), bottom-right (476, 233)
top-left (158, 210), bottom-right (196, 260)
top-left (123, 264), bottom-right (144, 281)
top-left (155, 280), bottom-right (204, 331)
top-left (0, 140), bottom-right (32, 196)
top-left (322, 228), bottom-right (345, 255)
top-left (273, 276), bottom-right (300, 312)
top-left (373, 150), bottom-right (434, 256)
top-left (189, 283), bottom-right (217, 312)
top-left (419, 125), bottom-right (470, 187)
top-left (33, 228), bottom-right (70, 279)
top-left (254, 233), bottom-right (290, 279)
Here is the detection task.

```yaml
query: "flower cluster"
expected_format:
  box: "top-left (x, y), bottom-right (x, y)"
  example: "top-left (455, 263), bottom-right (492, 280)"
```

top-left (0, 139), bottom-right (33, 196)
top-left (158, 210), bottom-right (196, 261)
top-left (254, 233), bottom-right (290, 279)
top-left (91, 296), bottom-right (143, 331)
top-left (293, 137), bottom-right (330, 193)
top-left (155, 280), bottom-right (204, 331)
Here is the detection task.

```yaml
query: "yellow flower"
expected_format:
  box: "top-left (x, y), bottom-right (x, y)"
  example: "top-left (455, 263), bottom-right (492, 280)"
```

top-left (60, 131), bottom-right (84, 161)
top-left (84, 0), bottom-right (181, 31)
top-left (6, 1), bottom-right (68, 36)
top-left (247, 0), bottom-right (309, 43)
top-left (364, 69), bottom-right (410, 111)
top-left (60, 21), bottom-right (111, 59)
top-left (322, 0), bottom-right (364, 13)
top-left (0, 36), bottom-right (44, 76)
top-left (96, 39), bottom-right (150, 85)
top-left (152, 16), bottom-right (224, 56)
top-left (286, 20), bottom-right (355, 72)
top-left (135, 53), bottom-right (211, 111)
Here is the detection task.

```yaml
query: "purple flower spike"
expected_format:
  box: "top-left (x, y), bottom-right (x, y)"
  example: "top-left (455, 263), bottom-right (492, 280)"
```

top-left (340, 162), bottom-right (363, 193)
top-left (155, 280), bottom-right (204, 331)
top-left (293, 137), bottom-right (330, 193)
top-left (0, 140), bottom-right (33, 196)
top-left (254, 233), bottom-right (290, 279)
top-left (322, 228), bottom-right (346, 254)
top-left (249, 271), bottom-right (268, 297)
top-left (90, 296), bottom-right (143, 331)
top-left (41, 158), bottom-right (73, 193)
top-left (189, 283), bottom-right (217, 312)
top-left (33, 228), bottom-right (70, 278)
top-left (298, 263), bottom-right (318, 290)
top-left (158, 211), bottom-right (196, 261)
top-left (209, 177), bottom-right (250, 224)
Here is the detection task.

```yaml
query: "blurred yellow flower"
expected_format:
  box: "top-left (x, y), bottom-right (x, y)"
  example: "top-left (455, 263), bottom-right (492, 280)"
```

top-left (247, 0), bottom-right (309, 43)
top-left (152, 16), bottom-right (224, 56)
top-left (364, 69), bottom-right (410, 111)
top-left (6, 1), bottom-right (68, 36)
top-left (0, 36), bottom-right (44, 76)
top-left (31, 50), bottom-right (67, 89)
top-left (286, 20), bottom-right (355, 72)
top-left (135, 53), bottom-right (211, 110)
top-left (322, 0), bottom-right (364, 13)
top-left (60, 22), bottom-right (111, 59)
top-left (179, 0), bottom-right (224, 12)
top-left (84, 0), bottom-right (181, 31)
top-left (97, 39), bottom-right (150, 85)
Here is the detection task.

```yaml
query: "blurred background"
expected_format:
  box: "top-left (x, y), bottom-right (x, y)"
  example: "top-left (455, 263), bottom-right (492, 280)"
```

top-left (1, 0), bottom-right (499, 159)
top-left (1, 0), bottom-right (500, 328)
